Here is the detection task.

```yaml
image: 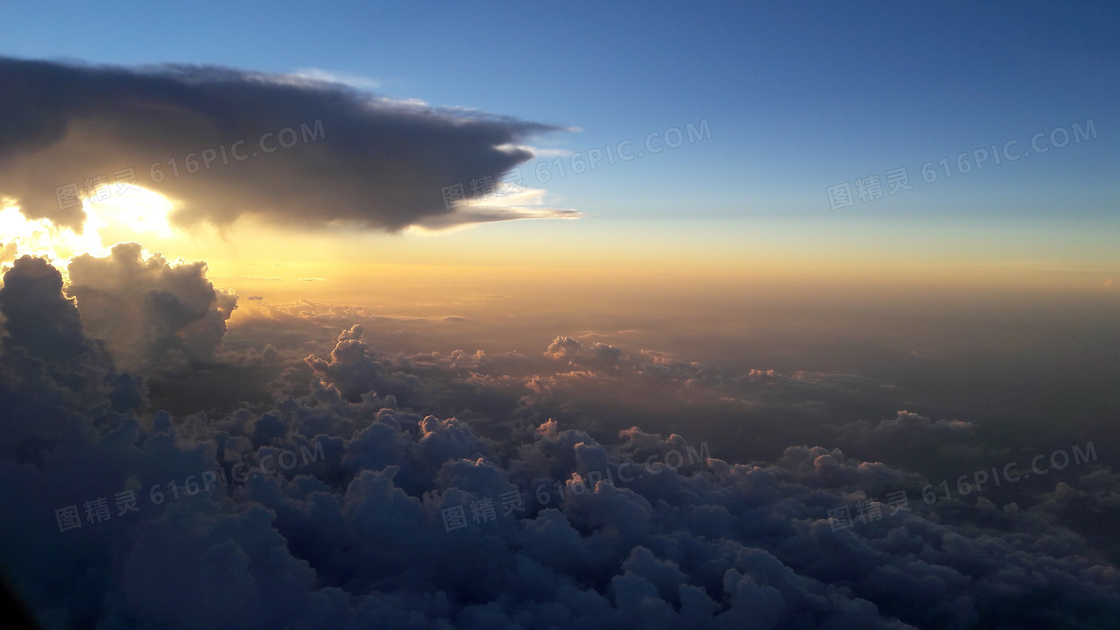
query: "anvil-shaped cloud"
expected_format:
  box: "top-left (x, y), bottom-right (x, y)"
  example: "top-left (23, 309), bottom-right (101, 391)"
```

top-left (0, 57), bottom-right (578, 232)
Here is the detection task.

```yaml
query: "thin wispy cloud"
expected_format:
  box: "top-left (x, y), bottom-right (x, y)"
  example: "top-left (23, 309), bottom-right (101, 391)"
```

top-left (291, 67), bottom-right (382, 91)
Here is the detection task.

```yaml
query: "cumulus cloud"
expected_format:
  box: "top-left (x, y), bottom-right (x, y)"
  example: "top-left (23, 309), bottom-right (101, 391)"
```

top-left (545, 336), bottom-right (623, 368)
top-left (0, 255), bottom-right (102, 364)
top-left (845, 411), bottom-right (976, 441)
top-left (304, 325), bottom-right (418, 404)
top-left (833, 411), bottom-right (980, 456)
top-left (0, 241), bottom-right (18, 263)
top-left (66, 242), bottom-right (237, 371)
top-left (0, 57), bottom-right (576, 232)
top-left (0, 255), bottom-right (141, 449)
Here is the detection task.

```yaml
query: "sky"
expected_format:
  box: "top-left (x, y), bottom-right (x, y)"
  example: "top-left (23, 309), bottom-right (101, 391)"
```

top-left (1, 2), bottom-right (1117, 277)
top-left (1, 3), bottom-right (1119, 629)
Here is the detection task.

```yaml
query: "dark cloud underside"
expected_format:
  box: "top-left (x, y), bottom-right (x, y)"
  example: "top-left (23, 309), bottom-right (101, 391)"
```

top-left (0, 57), bottom-right (564, 231)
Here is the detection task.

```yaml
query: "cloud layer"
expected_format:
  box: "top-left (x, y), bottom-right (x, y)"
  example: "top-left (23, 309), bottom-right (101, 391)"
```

top-left (1, 255), bottom-right (1118, 629)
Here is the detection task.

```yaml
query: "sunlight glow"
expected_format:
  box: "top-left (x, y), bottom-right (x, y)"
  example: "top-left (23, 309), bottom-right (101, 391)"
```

top-left (0, 187), bottom-right (175, 268)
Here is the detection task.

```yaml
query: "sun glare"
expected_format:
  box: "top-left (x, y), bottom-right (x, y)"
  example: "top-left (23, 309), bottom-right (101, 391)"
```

top-left (0, 187), bottom-right (175, 268)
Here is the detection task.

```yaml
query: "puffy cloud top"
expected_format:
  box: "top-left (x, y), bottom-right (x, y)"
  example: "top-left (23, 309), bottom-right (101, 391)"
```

top-left (67, 242), bottom-right (237, 371)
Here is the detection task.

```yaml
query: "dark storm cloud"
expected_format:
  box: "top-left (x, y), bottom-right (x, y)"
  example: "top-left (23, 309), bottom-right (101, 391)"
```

top-left (0, 57), bottom-right (571, 231)
top-left (0, 255), bottom-right (99, 363)
top-left (0, 255), bottom-right (142, 449)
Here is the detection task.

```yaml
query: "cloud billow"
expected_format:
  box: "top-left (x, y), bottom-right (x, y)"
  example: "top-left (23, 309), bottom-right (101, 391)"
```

top-left (66, 242), bottom-right (238, 371)
top-left (0, 57), bottom-right (572, 232)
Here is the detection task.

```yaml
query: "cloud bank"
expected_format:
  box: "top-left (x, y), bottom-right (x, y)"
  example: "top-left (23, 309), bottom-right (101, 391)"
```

top-left (1, 255), bottom-right (1118, 629)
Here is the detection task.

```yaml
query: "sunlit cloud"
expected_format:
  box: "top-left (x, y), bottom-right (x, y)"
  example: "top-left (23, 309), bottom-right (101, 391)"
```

top-left (291, 67), bottom-right (381, 91)
top-left (409, 186), bottom-right (582, 234)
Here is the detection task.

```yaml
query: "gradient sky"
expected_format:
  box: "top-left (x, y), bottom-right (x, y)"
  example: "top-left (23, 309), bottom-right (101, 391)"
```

top-left (2, 1), bottom-right (1117, 287)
